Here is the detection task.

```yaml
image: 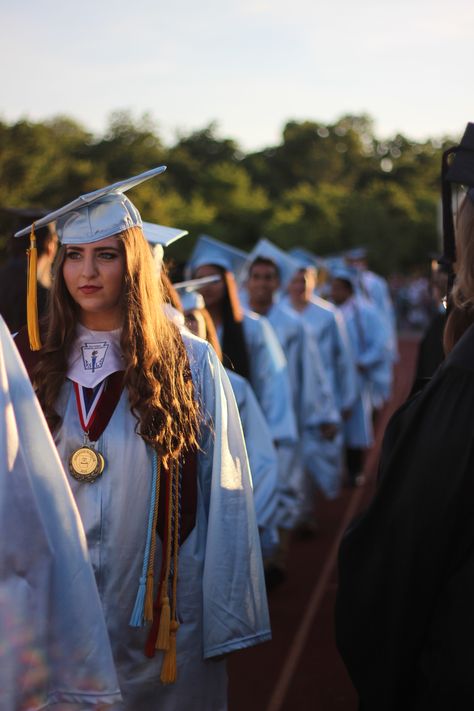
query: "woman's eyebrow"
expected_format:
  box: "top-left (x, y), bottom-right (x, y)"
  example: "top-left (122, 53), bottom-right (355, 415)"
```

top-left (65, 245), bottom-right (120, 252)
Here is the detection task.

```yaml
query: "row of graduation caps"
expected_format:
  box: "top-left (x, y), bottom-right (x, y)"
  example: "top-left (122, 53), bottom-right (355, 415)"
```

top-left (8, 167), bottom-right (371, 346)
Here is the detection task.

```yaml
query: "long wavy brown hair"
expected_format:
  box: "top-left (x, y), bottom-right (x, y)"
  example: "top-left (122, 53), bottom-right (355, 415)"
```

top-left (34, 226), bottom-right (200, 463)
top-left (197, 265), bottom-right (250, 378)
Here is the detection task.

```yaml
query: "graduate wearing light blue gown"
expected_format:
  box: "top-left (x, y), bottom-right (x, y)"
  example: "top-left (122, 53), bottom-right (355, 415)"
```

top-left (331, 265), bottom-right (388, 451)
top-left (187, 235), bottom-right (298, 451)
top-left (245, 240), bottom-right (341, 509)
top-left (284, 291), bottom-right (358, 498)
top-left (51, 332), bottom-right (271, 711)
top-left (345, 248), bottom-right (396, 407)
top-left (14, 174), bottom-right (271, 711)
top-left (179, 288), bottom-right (280, 561)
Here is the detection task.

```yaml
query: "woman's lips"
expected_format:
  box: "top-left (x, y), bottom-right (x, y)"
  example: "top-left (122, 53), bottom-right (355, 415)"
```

top-left (79, 285), bottom-right (102, 294)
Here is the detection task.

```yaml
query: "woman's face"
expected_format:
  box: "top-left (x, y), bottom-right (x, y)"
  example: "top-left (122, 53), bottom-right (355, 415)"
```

top-left (194, 265), bottom-right (225, 309)
top-left (62, 236), bottom-right (125, 329)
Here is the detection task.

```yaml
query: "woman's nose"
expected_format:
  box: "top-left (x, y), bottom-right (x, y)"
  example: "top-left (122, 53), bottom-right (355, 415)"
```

top-left (82, 253), bottom-right (98, 278)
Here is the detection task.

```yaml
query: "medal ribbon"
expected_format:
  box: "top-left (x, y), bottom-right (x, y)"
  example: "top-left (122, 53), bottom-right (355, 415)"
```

top-left (72, 370), bottom-right (125, 441)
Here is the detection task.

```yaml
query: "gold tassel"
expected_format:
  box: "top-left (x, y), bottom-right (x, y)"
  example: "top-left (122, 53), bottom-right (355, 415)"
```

top-left (160, 620), bottom-right (179, 684)
top-left (156, 595), bottom-right (171, 650)
top-left (144, 572), bottom-right (155, 623)
top-left (156, 460), bottom-right (173, 650)
top-left (26, 223), bottom-right (42, 351)
top-left (160, 458), bottom-right (181, 683)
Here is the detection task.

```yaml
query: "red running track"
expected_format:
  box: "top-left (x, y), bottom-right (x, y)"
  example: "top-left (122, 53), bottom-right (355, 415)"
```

top-left (228, 334), bottom-right (420, 711)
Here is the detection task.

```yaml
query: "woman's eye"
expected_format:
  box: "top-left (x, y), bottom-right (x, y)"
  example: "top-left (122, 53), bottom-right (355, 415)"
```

top-left (66, 251), bottom-right (81, 260)
top-left (98, 252), bottom-right (117, 260)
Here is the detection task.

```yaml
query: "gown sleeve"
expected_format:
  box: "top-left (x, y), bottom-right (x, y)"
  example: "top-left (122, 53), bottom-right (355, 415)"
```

top-left (227, 369), bottom-right (279, 531)
top-left (0, 316), bottom-right (121, 710)
top-left (332, 308), bottom-right (358, 412)
top-left (195, 343), bottom-right (272, 658)
top-left (244, 313), bottom-right (298, 446)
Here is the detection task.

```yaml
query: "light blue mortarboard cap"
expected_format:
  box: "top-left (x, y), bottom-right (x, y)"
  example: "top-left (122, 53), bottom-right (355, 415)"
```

top-left (142, 221), bottom-right (188, 269)
top-left (187, 234), bottom-right (248, 278)
top-left (345, 246), bottom-right (368, 261)
top-left (329, 263), bottom-right (359, 287)
top-left (15, 166), bottom-right (167, 244)
top-left (247, 238), bottom-right (301, 289)
top-left (289, 247), bottom-right (325, 271)
top-left (142, 221), bottom-right (188, 247)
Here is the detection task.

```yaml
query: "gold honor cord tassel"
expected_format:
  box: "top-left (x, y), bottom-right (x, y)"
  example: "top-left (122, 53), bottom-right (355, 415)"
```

top-left (161, 459), bottom-right (181, 685)
top-left (156, 461), bottom-right (174, 651)
top-left (26, 223), bottom-right (42, 351)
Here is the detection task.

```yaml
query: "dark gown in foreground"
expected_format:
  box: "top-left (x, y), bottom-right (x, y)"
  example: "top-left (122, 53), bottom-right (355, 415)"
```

top-left (336, 322), bottom-right (474, 710)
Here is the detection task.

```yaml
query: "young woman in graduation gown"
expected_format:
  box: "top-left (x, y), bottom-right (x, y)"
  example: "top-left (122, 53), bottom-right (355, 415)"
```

top-left (335, 192), bottom-right (474, 709)
top-left (15, 171), bottom-right (270, 711)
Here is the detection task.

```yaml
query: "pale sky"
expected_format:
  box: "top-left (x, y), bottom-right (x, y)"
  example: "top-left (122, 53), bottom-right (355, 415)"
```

top-left (2, 0), bottom-right (473, 150)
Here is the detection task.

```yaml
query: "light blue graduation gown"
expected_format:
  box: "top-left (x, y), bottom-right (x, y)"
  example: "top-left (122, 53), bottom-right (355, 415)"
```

top-left (339, 296), bottom-right (388, 448)
top-left (242, 311), bottom-right (298, 447)
top-left (282, 297), bottom-right (352, 499)
top-left (1, 317), bottom-right (121, 711)
top-left (53, 333), bottom-right (270, 711)
top-left (360, 270), bottom-right (397, 407)
top-left (265, 302), bottom-right (341, 503)
top-left (226, 368), bottom-right (279, 559)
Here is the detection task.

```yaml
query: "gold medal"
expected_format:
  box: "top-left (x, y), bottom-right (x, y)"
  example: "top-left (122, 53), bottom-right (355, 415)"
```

top-left (69, 445), bottom-right (105, 482)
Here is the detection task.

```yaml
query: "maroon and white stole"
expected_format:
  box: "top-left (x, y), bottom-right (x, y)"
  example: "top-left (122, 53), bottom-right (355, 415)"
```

top-left (72, 370), bottom-right (125, 444)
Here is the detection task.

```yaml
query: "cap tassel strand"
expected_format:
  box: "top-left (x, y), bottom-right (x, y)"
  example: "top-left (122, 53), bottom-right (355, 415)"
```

top-left (27, 223), bottom-right (42, 351)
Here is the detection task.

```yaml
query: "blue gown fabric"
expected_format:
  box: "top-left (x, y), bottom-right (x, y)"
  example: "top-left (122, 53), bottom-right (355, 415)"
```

top-left (339, 296), bottom-right (388, 448)
top-left (242, 311), bottom-right (298, 447)
top-left (53, 332), bottom-right (271, 711)
top-left (282, 298), bottom-right (351, 499)
top-left (1, 317), bottom-right (121, 710)
top-left (264, 302), bottom-right (341, 505)
top-left (226, 368), bottom-right (279, 558)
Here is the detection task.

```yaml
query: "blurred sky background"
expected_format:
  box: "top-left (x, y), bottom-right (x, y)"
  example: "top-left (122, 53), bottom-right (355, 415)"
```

top-left (2, 0), bottom-right (473, 149)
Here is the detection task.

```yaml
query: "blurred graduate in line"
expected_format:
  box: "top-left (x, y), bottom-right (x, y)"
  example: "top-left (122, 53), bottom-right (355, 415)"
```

top-left (140, 222), bottom-right (280, 570)
top-left (329, 264), bottom-right (388, 486)
top-left (345, 247), bottom-right (397, 408)
top-left (0, 315), bottom-right (121, 710)
top-left (283, 253), bottom-right (358, 501)
top-left (244, 238), bottom-right (340, 548)
top-left (179, 286), bottom-right (280, 567)
top-left (187, 235), bottom-right (298, 448)
top-left (13, 170), bottom-right (270, 711)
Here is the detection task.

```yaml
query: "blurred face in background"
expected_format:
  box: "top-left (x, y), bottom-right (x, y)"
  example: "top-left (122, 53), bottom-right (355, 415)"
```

top-left (247, 261), bottom-right (279, 307)
top-left (331, 278), bottom-right (353, 306)
top-left (194, 264), bottom-right (225, 310)
top-left (288, 268), bottom-right (310, 305)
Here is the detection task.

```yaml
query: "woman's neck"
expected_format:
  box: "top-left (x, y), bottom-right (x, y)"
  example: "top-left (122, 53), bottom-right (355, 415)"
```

top-left (79, 310), bottom-right (123, 332)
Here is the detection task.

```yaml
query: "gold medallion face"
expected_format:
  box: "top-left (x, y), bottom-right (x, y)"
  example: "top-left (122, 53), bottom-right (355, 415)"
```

top-left (69, 446), bottom-right (104, 482)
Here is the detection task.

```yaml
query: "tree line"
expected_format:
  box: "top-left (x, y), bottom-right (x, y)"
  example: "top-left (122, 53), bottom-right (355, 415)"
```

top-left (0, 111), bottom-right (457, 274)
